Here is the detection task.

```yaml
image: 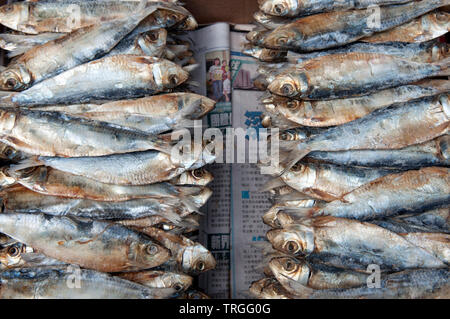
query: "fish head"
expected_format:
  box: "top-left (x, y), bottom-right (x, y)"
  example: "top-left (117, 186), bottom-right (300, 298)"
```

top-left (189, 169), bottom-right (214, 186)
top-left (132, 240), bottom-right (171, 269)
top-left (268, 71), bottom-right (306, 98)
top-left (254, 11), bottom-right (271, 25)
top-left (266, 224), bottom-right (315, 256)
top-left (259, 0), bottom-right (294, 16)
top-left (246, 30), bottom-right (267, 46)
top-left (276, 97), bottom-right (304, 116)
top-left (0, 143), bottom-right (24, 162)
top-left (0, 3), bottom-right (28, 32)
top-left (138, 29), bottom-right (167, 56)
top-left (259, 49), bottom-right (287, 62)
top-left (197, 96), bottom-right (216, 117)
top-left (261, 114), bottom-right (273, 128)
top-left (0, 167), bottom-right (16, 190)
top-left (269, 256), bottom-right (310, 286)
top-left (189, 187), bottom-right (213, 208)
top-left (0, 243), bottom-right (26, 269)
top-left (181, 243), bottom-right (216, 275)
top-left (283, 162), bottom-right (316, 189)
top-left (154, 59), bottom-right (189, 89)
top-left (0, 65), bottom-right (31, 91)
top-left (158, 272), bottom-right (193, 292)
top-left (432, 10), bottom-right (450, 28)
top-left (263, 206), bottom-right (283, 228)
top-left (176, 15), bottom-right (198, 31)
top-left (242, 44), bottom-right (263, 60)
top-left (155, 8), bottom-right (188, 28)
top-left (262, 28), bottom-right (296, 50)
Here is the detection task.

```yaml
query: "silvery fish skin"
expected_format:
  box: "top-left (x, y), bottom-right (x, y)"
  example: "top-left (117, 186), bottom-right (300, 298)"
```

top-left (262, 0), bottom-right (448, 51)
top-left (258, 0), bottom-right (413, 17)
top-left (242, 43), bottom-right (287, 62)
top-left (304, 167), bottom-right (450, 221)
top-left (400, 233), bottom-right (450, 264)
top-left (283, 269), bottom-right (450, 299)
top-left (0, 213), bottom-right (171, 272)
top-left (8, 166), bottom-right (201, 204)
top-left (0, 107), bottom-right (173, 157)
top-left (288, 40), bottom-right (448, 64)
top-left (10, 55), bottom-right (189, 106)
top-left (253, 11), bottom-right (294, 30)
top-left (395, 208), bottom-right (450, 233)
top-left (0, 1), bottom-right (190, 34)
top-left (269, 257), bottom-right (369, 291)
top-left (362, 11), bottom-right (450, 43)
top-left (267, 217), bottom-right (446, 270)
top-left (271, 80), bottom-right (450, 127)
top-left (141, 227), bottom-right (216, 275)
top-left (105, 28), bottom-right (167, 59)
top-left (117, 271), bottom-right (193, 291)
top-left (279, 95), bottom-right (449, 170)
top-left (0, 3), bottom-right (159, 91)
top-left (249, 277), bottom-right (295, 299)
top-left (278, 162), bottom-right (397, 202)
top-left (14, 143), bottom-right (215, 185)
top-left (0, 186), bottom-right (189, 222)
top-left (170, 169), bottom-right (214, 186)
top-left (306, 135), bottom-right (450, 169)
top-left (268, 53), bottom-right (449, 100)
top-left (0, 267), bottom-right (174, 299)
top-left (33, 93), bottom-right (216, 135)
top-left (0, 32), bottom-right (64, 58)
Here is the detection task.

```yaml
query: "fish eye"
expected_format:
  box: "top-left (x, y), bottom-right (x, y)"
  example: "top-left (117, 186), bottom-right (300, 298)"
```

top-left (286, 101), bottom-right (297, 109)
top-left (278, 37), bottom-right (288, 45)
top-left (4, 147), bottom-right (13, 157)
top-left (168, 74), bottom-right (179, 86)
top-left (283, 259), bottom-right (296, 271)
top-left (3, 5), bottom-right (13, 13)
top-left (5, 78), bottom-right (17, 89)
top-left (435, 11), bottom-right (447, 22)
top-left (195, 260), bottom-right (205, 271)
top-left (7, 245), bottom-right (20, 258)
top-left (281, 83), bottom-right (294, 96)
top-left (285, 240), bottom-right (299, 253)
top-left (274, 4), bottom-right (284, 15)
top-left (192, 169), bottom-right (204, 179)
top-left (291, 162), bottom-right (303, 171)
top-left (146, 32), bottom-right (159, 42)
top-left (146, 244), bottom-right (159, 255)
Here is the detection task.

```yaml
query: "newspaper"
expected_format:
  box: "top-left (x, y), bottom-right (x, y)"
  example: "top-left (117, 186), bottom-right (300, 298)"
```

top-left (182, 24), bottom-right (270, 299)
top-left (181, 23), bottom-right (232, 298)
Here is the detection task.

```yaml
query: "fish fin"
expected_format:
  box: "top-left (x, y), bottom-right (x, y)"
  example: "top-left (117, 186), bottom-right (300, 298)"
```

top-left (278, 141), bottom-right (312, 176)
top-left (434, 56), bottom-right (450, 76)
top-left (9, 156), bottom-right (43, 172)
top-left (260, 177), bottom-right (287, 192)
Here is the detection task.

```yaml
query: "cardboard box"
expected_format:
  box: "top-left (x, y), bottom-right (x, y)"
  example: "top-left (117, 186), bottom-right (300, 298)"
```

top-left (184, 0), bottom-right (258, 25)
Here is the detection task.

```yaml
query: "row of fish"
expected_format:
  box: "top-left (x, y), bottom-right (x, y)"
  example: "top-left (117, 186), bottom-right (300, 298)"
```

top-left (0, 1), bottom-right (215, 299)
top-left (245, 0), bottom-right (449, 299)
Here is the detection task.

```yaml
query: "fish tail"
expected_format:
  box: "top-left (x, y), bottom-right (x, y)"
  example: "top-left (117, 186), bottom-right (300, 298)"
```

top-left (9, 156), bottom-right (43, 172)
top-left (260, 177), bottom-right (287, 192)
top-left (183, 64), bottom-right (199, 73)
top-left (433, 56), bottom-right (450, 76)
top-left (278, 141), bottom-right (312, 175)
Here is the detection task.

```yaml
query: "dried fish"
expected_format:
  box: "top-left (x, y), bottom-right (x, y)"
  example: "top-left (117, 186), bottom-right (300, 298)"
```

top-left (362, 10), bottom-right (450, 43)
top-left (0, 213), bottom-right (171, 272)
top-left (9, 55), bottom-right (189, 106)
top-left (262, 0), bottom-right (448, 51)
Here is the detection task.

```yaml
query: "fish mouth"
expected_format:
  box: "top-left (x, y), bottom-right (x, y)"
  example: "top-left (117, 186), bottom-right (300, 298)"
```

top-left (199, 97), bottom-right (216, 116)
